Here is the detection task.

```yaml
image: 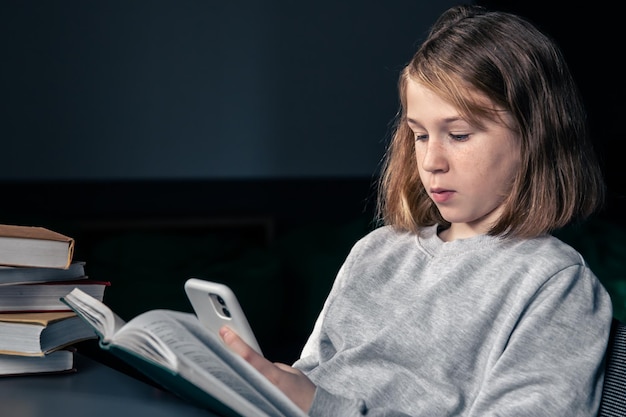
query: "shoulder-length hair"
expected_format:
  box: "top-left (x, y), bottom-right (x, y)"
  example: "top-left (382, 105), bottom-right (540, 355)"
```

top-left (377, 5), bottom-right (605, 238)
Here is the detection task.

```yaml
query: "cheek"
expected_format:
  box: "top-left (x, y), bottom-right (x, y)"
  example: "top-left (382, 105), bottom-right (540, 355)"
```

top-left (414, 150), bottom-right (430, 178)
top-left (464, 146), bottom-right (518, 186)
top-left (490, 154), bottom-right (520, 193)
top-left (413, 147), bottom-right (423, 167)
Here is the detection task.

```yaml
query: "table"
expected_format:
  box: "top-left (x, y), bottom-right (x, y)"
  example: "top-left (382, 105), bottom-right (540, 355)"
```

top-left (0, 349), bottom-right (218, 417)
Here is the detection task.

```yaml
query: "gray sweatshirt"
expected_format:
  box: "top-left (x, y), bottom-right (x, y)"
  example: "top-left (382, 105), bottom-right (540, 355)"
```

top-left (293, 225), bottom-right (613, 416)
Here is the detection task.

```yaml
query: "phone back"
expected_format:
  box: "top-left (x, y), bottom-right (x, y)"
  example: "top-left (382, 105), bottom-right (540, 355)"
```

top-left (184, 278), bottom-right (263, 355)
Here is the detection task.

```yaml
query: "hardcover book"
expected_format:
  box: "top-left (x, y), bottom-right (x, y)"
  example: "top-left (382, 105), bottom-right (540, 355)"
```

top-left (61, 288), bottom-right (307, 417)
top-left (0, 348), bottom-right (76, 376)
top-left (0, 224), bottom-right (75, 269)
top-left (0, 280), bottom-right (110, 312)
top-left (0, 261), bottom-right (86, 286)
top-left (0, 311), bottom-right (96, 356)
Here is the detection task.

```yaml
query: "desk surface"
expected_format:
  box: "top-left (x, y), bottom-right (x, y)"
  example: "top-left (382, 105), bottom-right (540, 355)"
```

top-left (0, 349), bottom-right (217, 417)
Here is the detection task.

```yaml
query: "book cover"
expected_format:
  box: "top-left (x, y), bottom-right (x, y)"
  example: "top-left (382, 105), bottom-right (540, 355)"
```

top-left (0, 311), bottom-right (77, 326)
top-left (0, 311), bottom-right (97, 356)
top-left (0, 224), bottom-right (74, 269)
top-left (0, 280), bottom-right (110, 313)
top-left (0, 261), bottom-right (86, 286)
top-left (0, 348), bottom-right (76, 376)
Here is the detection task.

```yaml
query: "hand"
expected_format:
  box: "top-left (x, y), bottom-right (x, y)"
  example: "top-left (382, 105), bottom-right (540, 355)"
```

top-left (219, 325), bottom-right (316, 413)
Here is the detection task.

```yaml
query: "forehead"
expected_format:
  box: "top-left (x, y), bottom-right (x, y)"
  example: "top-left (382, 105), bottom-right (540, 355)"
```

top-left (405, 81), bottom-right (461, 121)
top-left (405, 77), bottom-right (513, 128)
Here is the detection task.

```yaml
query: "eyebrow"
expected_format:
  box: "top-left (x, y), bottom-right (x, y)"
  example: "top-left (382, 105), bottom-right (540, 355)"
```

top-left (406, 116), bottom-right (465, 125)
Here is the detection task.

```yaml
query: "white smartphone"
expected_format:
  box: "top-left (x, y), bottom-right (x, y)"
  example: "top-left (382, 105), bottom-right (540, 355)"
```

top-left (184, 278), bottom-right (263, 356)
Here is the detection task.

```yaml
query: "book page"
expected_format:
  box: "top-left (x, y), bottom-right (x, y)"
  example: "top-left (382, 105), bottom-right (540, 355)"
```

top-left (61, 288), bottom-right (126, 341)
top-left (175, 312), bottom-right (308, 417)
top-left (115, 310), bottom-right (293, 417)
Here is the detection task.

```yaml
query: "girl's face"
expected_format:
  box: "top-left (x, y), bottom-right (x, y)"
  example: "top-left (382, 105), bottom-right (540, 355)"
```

top-left (405, 79), bottom-right (521, 241)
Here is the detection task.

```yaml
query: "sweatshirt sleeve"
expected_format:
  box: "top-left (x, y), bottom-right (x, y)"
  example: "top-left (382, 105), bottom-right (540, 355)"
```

top-left (463, 264), bottom-right (612, 417)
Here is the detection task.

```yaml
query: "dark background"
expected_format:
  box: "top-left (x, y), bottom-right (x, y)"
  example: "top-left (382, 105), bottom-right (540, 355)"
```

top-left (1, 1), bottom-right (461, 180)
top-left (476, 1), bottom-right (625, 217)
top-left (1, 1), bottom-right (625, 363)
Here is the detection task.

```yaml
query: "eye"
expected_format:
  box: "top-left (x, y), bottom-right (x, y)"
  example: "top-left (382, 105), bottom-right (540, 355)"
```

top-left (414, 133), bottom-right (428, 142)
top-left (449, 133), bottom-right (470, 142)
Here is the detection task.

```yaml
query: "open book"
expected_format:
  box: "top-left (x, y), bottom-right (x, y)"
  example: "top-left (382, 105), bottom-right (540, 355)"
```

top-left (60, 288), bottom-right (307, 417)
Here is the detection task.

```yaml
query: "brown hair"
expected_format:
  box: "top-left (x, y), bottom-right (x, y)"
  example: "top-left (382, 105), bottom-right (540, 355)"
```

top-left (377, 5), bottom-right (604, 238)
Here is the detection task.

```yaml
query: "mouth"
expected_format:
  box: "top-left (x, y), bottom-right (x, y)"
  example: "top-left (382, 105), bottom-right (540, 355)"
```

top-left (430, 188), bottom-right (455, 203)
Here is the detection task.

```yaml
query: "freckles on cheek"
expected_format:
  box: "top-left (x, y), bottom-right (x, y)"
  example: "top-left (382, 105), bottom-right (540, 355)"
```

top-left (416, 165), bottom-right (428, 184)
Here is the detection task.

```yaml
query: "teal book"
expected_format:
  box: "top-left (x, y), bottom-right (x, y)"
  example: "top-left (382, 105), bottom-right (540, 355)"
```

top-left (0, 261), bottom-right (86, 285)
top-left (60, 288), bottom-right (306, 417)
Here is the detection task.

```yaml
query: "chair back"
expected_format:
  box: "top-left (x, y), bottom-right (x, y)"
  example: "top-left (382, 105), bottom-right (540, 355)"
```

top-left (598, 318), bottom-right (626, 416)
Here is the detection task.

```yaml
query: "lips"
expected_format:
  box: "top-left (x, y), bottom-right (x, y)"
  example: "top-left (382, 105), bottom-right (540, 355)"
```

top-left (430, 188), bottom-right (455, 203)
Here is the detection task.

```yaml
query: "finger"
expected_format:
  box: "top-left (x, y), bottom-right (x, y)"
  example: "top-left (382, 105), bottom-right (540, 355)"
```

top-left (220, 326), bottom-right (254, 357)
top-left (219, 326), bottom-right (270, 367)
top-left (220, 326), bottom-right (291, 385)
top-left (274, 362), bottom-right (304, 375)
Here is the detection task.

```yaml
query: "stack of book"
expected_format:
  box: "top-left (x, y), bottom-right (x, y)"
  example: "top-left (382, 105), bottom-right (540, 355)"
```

top-left (0, 224), bottom-right (110, 376)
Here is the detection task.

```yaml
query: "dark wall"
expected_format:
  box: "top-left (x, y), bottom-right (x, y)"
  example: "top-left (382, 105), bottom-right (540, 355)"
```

top-left (1, 0), bottom-right (459, 180)
top-left (476, 1), bottom-right (625, 221)
top-left (3, 1), bottom-right (622, 201)
top-left (4, 0), bottom-right (621, 210)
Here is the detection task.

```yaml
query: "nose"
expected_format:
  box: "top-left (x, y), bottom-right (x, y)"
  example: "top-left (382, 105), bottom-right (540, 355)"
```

top-left (418, 139), bottom-right (449, 173)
